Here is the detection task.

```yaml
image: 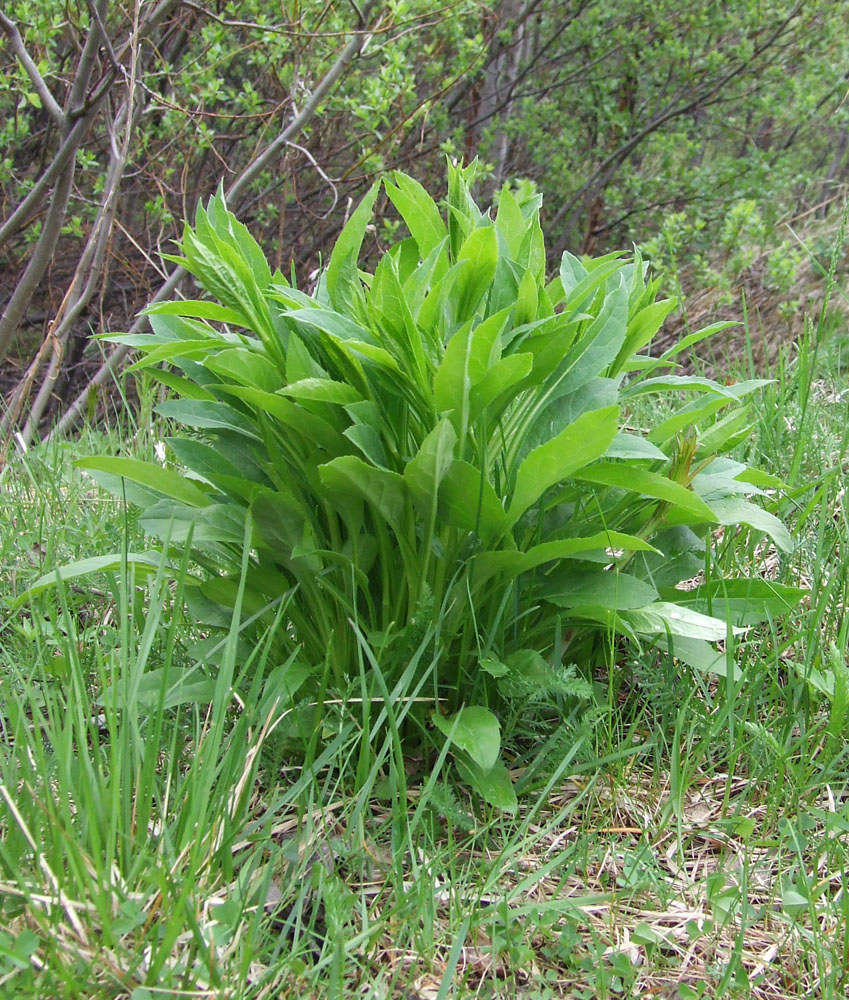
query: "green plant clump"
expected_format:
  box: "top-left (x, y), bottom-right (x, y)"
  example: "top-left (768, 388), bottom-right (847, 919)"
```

top-left (68, 162), bottom-right (801, 806)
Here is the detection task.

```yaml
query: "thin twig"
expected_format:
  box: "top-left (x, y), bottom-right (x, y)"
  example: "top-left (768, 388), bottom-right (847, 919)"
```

top-left (51, 2), bottom-right (381, 439)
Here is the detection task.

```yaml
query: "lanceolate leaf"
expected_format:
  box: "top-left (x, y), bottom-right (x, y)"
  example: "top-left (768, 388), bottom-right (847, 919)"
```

top-left (384, 172), bottom-right (448, 258)
top-left (204, 347), bottom-right (285, 392)
top-left (622, 602), bottom-right (745, 641)
top-left (455, 225), bottom-right (498, 319)
top-left (326, 180), bottom-right (380, 313)
top-left (155, 398), bottom-right (261, 440)
top-left (574, 462), bottom-right (718, 521)
top-left (611, 297), bottom-right (677, 373)
top-left (214, 385), bottom-right (345, 453)
top-left (438, 460), bottom-right (508, 540)
top-left (404, 419), bottom-right (457, 516)
top-left (662, 579), bottom-right (806, 622)
top-left (652, 635), bottom-right (741, 681)
top-left (14, 553), bottom-right (167, 605)
top-left (706, 497), bottom-right (794, 552)
top-left (474, 531), bottom-right (661, 581)
top-left (319, 455), bottom-right (408, 537)
top-left (605, 433), bottom-right (668, 461)
top-left (75, 457), bottom-right (212, 508)
top-left (280, 378), bottom-right (363, 404)
top-left (469, 353), bottom-right (533, 420)
top-left (144, 299), bottom-right (248, 325)
top-left (542, 570), bottom-right (658, 610)
top-left (508, 406), bottom-right (619, 523)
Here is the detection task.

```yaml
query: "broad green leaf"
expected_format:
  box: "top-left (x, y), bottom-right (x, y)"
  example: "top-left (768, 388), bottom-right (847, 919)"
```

top-left (495, 184), bottom-right (526, 257)
top-left (559, 255), bottom-right (623, 315)
top-left (518, 377), bottom-right (619, 461)
top-left (144, 299), bottom-right (248, 325)
top-left (475, 531), bottom-right (661, 581)
top-left (433, 319), bottom-right (473, 424)
top-left (706, 498), bottom-right (794, 553)
top-left (326, 180), bottom-right (379, 313)
top-left (433, 308), bottom-right (512, 432)
top-left (455, 225), bottom-right (498, 319)
top-left (611, 297), bottom-right (676, 373)
top-left (624, 375), bottom-right (748, 400)
top-left (468, 308), bottom-right (512, 377)
top-left (75, 457), bottom-right (212, 507)
top-left (337, 338), bottom-right (401, 372)
top-left (651, 635), bottom-right (741, 681)
top-left (126, 667), bottom-right (217, 709)
top-left (480, 658), bottom-right (509, 678)
top-left (696, 407), bottom-right (753, 455)
top-left (543, 570), bottom-right (658, 610)
top-left (285, 331), bottom-right (323, 383)
top-left (384, 172), bottom-right (448, 258)
top-left (469, 353), bottom-right (533, 420)
top-left (139, 500), bottom-right (247, 545)
top-left (623, 602), bottom-right (744, 641)
top-left (522, 314), bottom-right (588, 384)
top-left (215, 386), bottom-right (344, 453)
top-left (281, 378), bottom-right (363, 404)
top-left (387, 235), bottom-right (422, 284)
top-left (369, 251), bottom-right (428, 382)
top-left (404, 419), bottom-right (457, 516)
top-left (559, 251), bottom-right (588, 296)
top-left (14, 553), bottom-right (166, 605)
top-left (125, 338), bottom-right (221, 371)
top-left (200, 576), bottom-right (276, 618)
top-left (662, 579), bottom-right (806, 622)
top-left (433, 705), bottom-right (501, 772)
top-left (520, 214), bottom-right (545, 285)
top-left (155, 398), bottom-right (260, 440)
top-left (251, 491), bottom-right (310, 555)
top-left (515, 268), bottom-right (539, 325)
top-left (403, 236), bottom-right (449, 322)
top-left (455, 756), bottom-right (517, 813)
top-left (574, 462), bottom-right (718, 521)
top-left (319, 455), bottom-right (407, 536)
top-left (648, 395), bottom-right (730, 444)
top-left (605, 433), bottom-right (668, 461)
top-left (735, 467), bottom-right (787, 490)
top-left (343, 422), bottom-right (389, 468)
top-left (692, 458), bottom-right (762, 500)
top-left (165, 437), bottom-right (246, 485)
top-left (204, 347), bottom-right (284, 392)
top-left (144, 311), bottom-right (224, 342)
top-left (554, 278), bottom-right (628, 393)
top-left (277, 304), bottom-right (376, 345)
top-left (508, 406), bottom-right (619, 523)
top-left (148, 369), bottom-right (217, 401)
top-left (438, 460), bottom-right (507, 540)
